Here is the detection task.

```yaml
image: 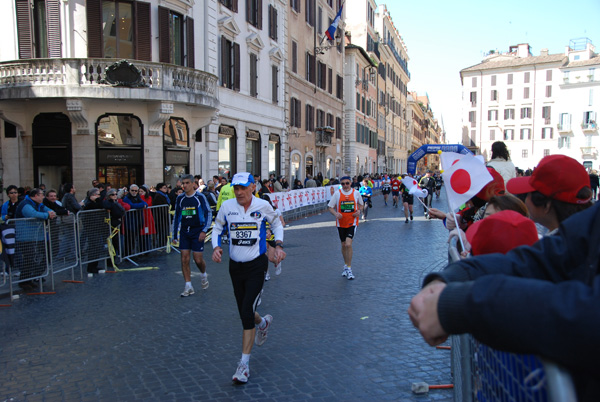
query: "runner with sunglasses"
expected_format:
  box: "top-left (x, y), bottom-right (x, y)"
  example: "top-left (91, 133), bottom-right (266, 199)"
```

top-left (327, 176), bottom-right (364, 280)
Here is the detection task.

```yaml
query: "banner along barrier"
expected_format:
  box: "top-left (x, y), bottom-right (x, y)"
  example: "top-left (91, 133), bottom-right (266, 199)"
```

top-left (447, 240), bottom-right (577, 402)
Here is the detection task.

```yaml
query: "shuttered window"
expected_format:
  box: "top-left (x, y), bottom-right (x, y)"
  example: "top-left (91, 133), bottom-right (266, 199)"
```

top-left (158, 7), bottom-right (194, 66)
top-left (268, 5), bottom-right (277, 40)
top-left (16, 0), bottom-right (62, 59)
top-left (86, 0), bottom-right (151, 61)
top-left (271, 65), bottom-right (278, 104)
top-left (221, 36), bottom-right (240, 91)
top-left (250, 53), bottom-right (258, 97)
top-left (247, 0), bottom-right (262, 29)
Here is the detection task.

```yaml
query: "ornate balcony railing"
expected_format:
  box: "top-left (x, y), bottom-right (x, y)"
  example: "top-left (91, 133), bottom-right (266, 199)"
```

top-left (315, 127), bottom-right (334, 147)
top-left (0, 58), bottom-right (218, 107)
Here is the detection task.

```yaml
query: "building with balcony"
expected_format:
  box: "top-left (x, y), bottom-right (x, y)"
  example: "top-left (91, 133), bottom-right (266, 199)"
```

top-left (459, 39), bottom-right (599, 170)
top-left (556, 39), bottom-right (600, 170)
top-left (374, 4), bottom-right (410, 174)
top-left (0, 0), bottom-right (219, 193)
top-left (286, 0), bottom-right (344, 182)
top-left (344, 43), bottom-right (377, 176)
top-left (207, 0), bottom-right (288, 182)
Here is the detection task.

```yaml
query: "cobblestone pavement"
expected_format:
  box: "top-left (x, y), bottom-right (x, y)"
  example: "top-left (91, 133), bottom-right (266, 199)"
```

top-left (1, 192), bottom-right (455, 401)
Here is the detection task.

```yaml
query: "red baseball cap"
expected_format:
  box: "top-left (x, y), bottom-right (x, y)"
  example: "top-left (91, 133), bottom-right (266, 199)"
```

top-left (466, 210), bottom-right (538, 256)
top-left (476, 167), bottom-right (505, 201)
top-left (506, 155), bottom-right (591, 204)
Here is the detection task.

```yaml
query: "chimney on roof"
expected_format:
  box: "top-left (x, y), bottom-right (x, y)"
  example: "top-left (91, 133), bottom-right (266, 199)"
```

top-left (540, 48), bottom-right (549, 56)
top-left (517, 43), bottom-right (531, 58)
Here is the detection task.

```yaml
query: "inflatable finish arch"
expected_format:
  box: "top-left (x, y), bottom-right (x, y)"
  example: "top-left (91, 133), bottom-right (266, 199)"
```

top-left (406, 144), bottom-right (473, 175)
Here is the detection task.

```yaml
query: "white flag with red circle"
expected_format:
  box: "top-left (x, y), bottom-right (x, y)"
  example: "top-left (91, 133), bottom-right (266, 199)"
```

top-left (402, 176), bottom-right (419, 190)
top-left (440, 152), bottom-right (485, 171)
top-left (442, 154), bottom-right (493, 211)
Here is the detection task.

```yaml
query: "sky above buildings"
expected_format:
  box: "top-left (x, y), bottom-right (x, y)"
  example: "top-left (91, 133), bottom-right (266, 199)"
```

top-left (382, 0), bottom-right (600, 144)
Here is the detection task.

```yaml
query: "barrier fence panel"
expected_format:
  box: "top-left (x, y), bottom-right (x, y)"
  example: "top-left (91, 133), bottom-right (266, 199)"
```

top-left (119, 205), bottom-right (171, 262)
top-left (47, 214), bottom-right (79, 285)
top-left (447, 242), bottom-right (577, 402)
top-left (77, 209), bottom-right (111, 277)
top-left (6, 217), bottom-right (50, 292)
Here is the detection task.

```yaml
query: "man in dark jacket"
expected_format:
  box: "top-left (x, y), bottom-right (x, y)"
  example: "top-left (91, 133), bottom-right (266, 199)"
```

top-left (43, 189), bottom-right (68, 216)
top-left (152, 183), bottom-right (171, 248)
top-left (409, 202), bottom-right (600, 400)
top-left (61, 183), bottom-right (82, 215)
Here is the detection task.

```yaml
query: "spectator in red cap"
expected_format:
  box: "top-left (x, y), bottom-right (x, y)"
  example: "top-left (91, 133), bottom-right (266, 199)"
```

top-left (466, 210), bottom-right (538, 256)
top-left (506, 155), bottom-right (593, 233)
top-left (408, 201), bottom-right (600, 400)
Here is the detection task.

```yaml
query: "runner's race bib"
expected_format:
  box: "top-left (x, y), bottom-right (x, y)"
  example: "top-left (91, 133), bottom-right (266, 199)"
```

top-left (340, 200), bottom-right (355, 213)
top-left (230, 222), bottom-right (259, 246)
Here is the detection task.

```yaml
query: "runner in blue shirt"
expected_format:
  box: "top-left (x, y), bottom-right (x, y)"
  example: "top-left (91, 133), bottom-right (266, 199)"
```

top-left (359, 178), bottom-right (373, 221)
top-left (173, 174), bottom-right (212, 297)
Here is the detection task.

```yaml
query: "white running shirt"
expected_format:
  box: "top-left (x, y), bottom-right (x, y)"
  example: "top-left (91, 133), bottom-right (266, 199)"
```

top-left (212, 197), bottom-right (284, 263)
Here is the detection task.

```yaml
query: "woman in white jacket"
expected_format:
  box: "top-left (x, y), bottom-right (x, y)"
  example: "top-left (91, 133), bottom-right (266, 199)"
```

top-left (486, 141), bottom-right (516, 185)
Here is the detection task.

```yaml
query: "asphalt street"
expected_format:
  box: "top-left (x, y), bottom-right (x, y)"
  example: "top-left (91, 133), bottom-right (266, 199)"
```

top-left (1, 192), bottom-right (454, 401)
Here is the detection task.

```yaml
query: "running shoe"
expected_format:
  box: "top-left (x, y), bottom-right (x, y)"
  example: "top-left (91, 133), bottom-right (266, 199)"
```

top-left (405, 218), bottom-right (409, 223)
top-left (265, 272), bottom-right (270, 281)
top-left (410, 214), bottom-right (413, 221)
top-left (346, 267), bottom-right (355, 280)
top-left (342, 266), bottom-right (349, 277)
top-left (201, 276), bottom-right (209, 289)
top-left (275, 263), bottom-right (282, 275)
top-left (255, 314), bottom-right (273, 346)
top-left (180, 286), bottom-right (195, 297)
top-left (232, 361), bottom-right (249, 383)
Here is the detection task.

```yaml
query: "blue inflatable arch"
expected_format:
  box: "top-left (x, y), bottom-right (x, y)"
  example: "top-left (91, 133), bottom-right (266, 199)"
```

top-left (406, 144), bottom-right (473, 175)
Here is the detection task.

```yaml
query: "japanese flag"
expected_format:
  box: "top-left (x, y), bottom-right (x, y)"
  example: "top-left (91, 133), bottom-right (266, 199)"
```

top-left (409, 186), bottom-right (428, 198)
top-left (402, 176), bottom-right (419, 190)
top-left (442, 154), bottom-right (493, 211)
top-left (440, 152), bottom-right (485, 171)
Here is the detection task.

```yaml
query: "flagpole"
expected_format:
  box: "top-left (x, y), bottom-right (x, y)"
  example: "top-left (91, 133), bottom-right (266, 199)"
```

top-left (440, 151), bottom-right (467, 252)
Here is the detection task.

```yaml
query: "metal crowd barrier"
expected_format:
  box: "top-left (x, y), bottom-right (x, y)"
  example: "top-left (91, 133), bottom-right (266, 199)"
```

top-left (77, 209), bottom-right (111, 276)
top-left (447, 240), bottom-right (577, 402)
top-left (118, 205), bottom-right (171, 264)
top-left (47, 214), bottom-right (79, 286)
top-left (5, 217), bottom-right (50, 293)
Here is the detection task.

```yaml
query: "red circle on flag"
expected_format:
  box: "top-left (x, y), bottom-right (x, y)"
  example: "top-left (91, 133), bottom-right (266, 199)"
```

top-left (452, 159), bottom-right (460, 166)
top-left (450, 169), bottom-right (471, 194)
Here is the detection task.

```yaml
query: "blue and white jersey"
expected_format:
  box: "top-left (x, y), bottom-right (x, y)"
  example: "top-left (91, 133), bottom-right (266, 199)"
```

top-left (173, 192), bottom-right (212, 239)
top-left (212, 197), bottom-right (283, 263)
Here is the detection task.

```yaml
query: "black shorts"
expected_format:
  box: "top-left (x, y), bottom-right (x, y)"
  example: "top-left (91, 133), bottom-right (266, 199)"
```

top-left (382, 188), bottom-right (391, 194)
top-left (391, 191), bottom-right (400, 196)
top-left (402, 194), bottom-right (414, 205)
top-left (229, 254), bottom-right (268, 330)
top-left (337, 226), bottom-right (356, 242)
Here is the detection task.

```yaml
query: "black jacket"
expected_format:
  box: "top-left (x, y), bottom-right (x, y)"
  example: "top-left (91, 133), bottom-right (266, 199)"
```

top-left (426, 203), bottom-right (600, 400)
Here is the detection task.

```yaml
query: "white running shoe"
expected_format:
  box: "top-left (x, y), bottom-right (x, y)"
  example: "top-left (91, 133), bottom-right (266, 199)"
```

top-left (265, 272), bottom-right (271, 281)
top-left (346, 267), bottom-right (355, 280)
top-left (255, 314), bottom-right (273, 346)
top-left (180, 286), bottom-right (195, 297)
top-left (232, 361), bottom-right (249, 383)
top-left (201, 276), bottom-right (209, 289)
top-left (341, 266), bottom-right (349, 277)
top-left (275, 263), bottom-right (282, 276)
